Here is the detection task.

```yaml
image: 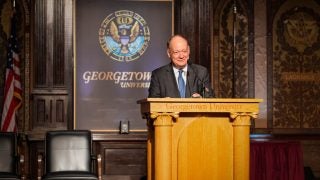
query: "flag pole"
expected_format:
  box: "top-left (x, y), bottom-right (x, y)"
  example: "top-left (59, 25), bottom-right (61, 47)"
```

top-left (232, 0), bottom-right (237, 98)
top-left (12, 0), bottom-right (16, 16)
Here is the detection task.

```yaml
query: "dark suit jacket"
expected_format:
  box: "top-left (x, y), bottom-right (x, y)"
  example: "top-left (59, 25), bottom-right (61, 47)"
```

top-left (148, 62), bottom-right (215, 98)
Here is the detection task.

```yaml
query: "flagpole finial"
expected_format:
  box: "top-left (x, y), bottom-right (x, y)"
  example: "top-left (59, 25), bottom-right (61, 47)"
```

top-left (11, 0), bottom-right (16, 15)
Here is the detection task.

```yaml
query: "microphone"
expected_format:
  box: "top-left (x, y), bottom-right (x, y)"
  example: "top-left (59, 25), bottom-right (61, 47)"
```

top-left (188, 61), bottom-right (207, 98)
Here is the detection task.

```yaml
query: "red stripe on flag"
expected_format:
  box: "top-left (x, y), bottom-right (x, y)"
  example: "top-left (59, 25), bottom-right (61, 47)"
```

top-left (1, 72), bottom-right (15, 131)
top-left (1, 98), bottom-right (16, 131)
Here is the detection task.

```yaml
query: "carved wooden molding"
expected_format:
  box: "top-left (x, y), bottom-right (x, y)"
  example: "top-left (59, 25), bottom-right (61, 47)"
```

top-left (230, 112), bottom-right (258, 126)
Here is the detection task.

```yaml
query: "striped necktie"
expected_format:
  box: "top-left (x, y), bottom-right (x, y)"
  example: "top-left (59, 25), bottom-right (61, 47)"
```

top-left (178, 70), bottom-right (185, 98)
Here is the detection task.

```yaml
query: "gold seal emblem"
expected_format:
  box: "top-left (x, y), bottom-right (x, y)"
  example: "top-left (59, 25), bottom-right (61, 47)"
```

top-left (98, 10), bottom-right (150, 62)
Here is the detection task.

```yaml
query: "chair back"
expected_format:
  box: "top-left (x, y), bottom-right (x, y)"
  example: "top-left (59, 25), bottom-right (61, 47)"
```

top-left (45, 130), bottom-right (92, 173)
top-left (0, 132), bottom-right (17, 173)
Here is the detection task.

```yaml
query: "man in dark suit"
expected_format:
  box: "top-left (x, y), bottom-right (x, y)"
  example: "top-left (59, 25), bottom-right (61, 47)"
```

top-left (148, 34), bottom-right (215, 98)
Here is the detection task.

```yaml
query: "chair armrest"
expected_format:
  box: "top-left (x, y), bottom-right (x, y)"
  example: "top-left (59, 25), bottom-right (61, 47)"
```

top-left (37, 154), bottom-right (43, 180)
top-left (97, 154), bottom-right (102, 180)
top-left (91, 154), bottom-right (102, 180)
top-left (19, 154), bottom-right (26, 180)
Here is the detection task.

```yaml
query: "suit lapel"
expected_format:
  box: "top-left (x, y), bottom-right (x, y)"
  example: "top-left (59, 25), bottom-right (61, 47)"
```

top-left (164, 64), bottom-right (180, 97)
top-left (163, 63), bottom-right (198, 98)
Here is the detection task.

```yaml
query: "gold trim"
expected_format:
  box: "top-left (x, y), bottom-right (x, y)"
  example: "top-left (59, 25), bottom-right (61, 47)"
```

top-left (73, 0), bottom-right (77, 129)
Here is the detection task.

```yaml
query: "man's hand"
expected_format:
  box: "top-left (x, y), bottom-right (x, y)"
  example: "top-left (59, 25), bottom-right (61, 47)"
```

top-left (191, 93), bottom-right (202, 98)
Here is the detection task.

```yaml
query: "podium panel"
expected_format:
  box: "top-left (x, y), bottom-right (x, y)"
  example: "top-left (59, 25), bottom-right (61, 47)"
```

top-left (138, 98), bottom-right (262, 180)
top-left (176, 116), bottom-right (233, 179)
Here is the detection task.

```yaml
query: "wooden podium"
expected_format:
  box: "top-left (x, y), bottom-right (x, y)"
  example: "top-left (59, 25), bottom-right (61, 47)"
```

top-left (137, 98), bottom-right (262, 180)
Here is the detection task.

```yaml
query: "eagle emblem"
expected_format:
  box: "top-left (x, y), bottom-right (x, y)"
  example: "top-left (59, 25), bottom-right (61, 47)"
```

top-left (110, 20), bottom-right (140, 54)
top-left (282, 10), bottom-right (319, 53)
top-left (99, 10), bottom-right (150, 62)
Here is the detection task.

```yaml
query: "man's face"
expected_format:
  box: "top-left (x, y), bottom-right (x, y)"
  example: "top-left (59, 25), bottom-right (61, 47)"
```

top-left (167, 36), bottom-right (190, 69)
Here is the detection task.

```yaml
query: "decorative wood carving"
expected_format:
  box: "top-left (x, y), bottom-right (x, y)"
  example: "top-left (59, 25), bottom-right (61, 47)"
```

top-left (212, 0), bottom-right (254, 98)
top-left (268, 0), bottom-right (320, 132)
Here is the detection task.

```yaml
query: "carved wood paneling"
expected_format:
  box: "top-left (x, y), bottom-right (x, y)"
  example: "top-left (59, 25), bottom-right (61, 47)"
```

top-left (29, 0), bottom-right (72, 133)
top-left (33, 0), bottom-right (47, 87)
top-left (32, 95), bottom-right (67, 129)
top-left (53, 0), bottom-right (65, 86)
top-left (33, 0), bottom-right (66, 88)
top-left (267, 0), bottom-right (320, 132)
top-left (174, 0), bottom-right (212, 69)
top-left (212, 0), bottom-right (254, 98)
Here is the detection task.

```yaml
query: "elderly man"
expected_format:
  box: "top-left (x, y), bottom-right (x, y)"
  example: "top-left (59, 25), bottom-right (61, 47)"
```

top-left (148, 34), bottom-right (215, 98)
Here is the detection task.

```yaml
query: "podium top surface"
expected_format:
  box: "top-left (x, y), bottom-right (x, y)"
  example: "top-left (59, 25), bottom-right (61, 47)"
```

top-left (137, 98), bottom-right (263, 104)
top-left (137, 98), bottom-right (263, 113)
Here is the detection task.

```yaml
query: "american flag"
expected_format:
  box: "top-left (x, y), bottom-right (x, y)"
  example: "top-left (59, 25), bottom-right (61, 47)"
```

top-left (1, 14), bottom-right (22, 132)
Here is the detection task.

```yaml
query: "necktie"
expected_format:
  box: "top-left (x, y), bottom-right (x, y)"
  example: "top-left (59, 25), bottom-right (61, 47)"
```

top-left (178, 70), bottom-right (185, 98)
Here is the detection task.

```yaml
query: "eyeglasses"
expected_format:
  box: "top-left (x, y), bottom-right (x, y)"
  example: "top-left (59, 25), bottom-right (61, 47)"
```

top-left (170, 49), bottom-right (188, 56)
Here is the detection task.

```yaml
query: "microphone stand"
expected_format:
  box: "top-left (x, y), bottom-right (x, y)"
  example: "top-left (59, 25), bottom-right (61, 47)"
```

top-left (188, 61), bottom-right (206, 98)
top-left (202, 82), bottom-right (205, 98)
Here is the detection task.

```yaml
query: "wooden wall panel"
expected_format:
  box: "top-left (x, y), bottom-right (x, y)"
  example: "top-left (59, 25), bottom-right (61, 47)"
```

top-left (267, 0), bottom-right (320, 133)
top-left (52, 0), bottom-right (65, 86)
top-left (29, 0), bottom-right (72, 134)
top-left (104, 145), bottom-right (147, 175)
top-left (93, 134), bottom-right (147, 180)
top-left (31, 95), bottom-right (67, 129)
top-left (33, 0), bottom-right (47, 87)
top-left (174, 0), bottom-right (212, 68)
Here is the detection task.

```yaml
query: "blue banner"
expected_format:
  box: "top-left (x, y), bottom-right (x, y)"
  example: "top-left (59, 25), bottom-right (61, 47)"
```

top-left (75, 0), bottom-right (173, 131)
